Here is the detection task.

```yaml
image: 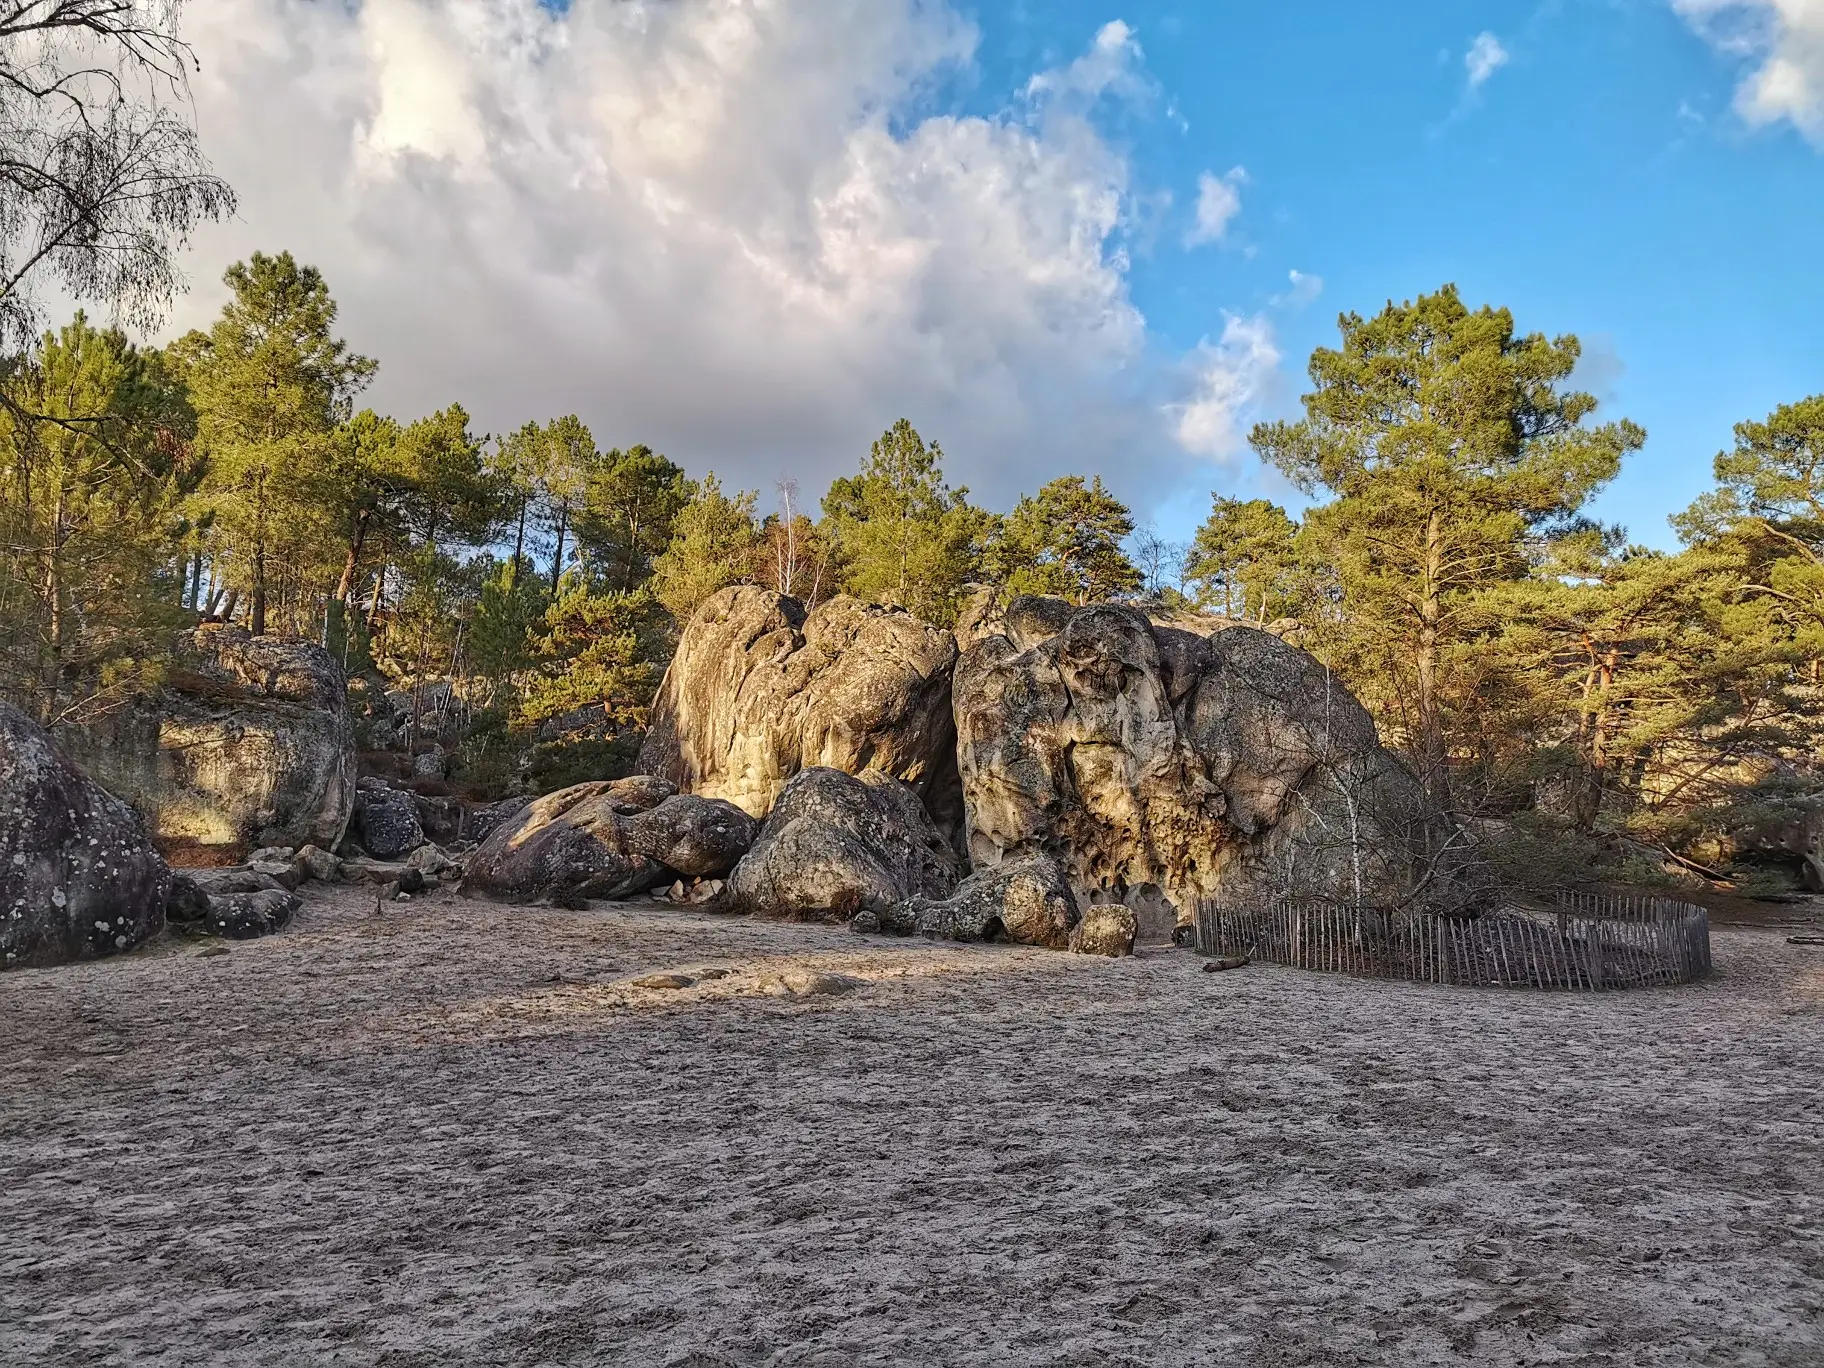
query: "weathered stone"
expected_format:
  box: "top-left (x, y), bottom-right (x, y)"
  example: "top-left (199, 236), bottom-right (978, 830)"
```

top-left (724, 767), bottom-right (962, 923)
top-left (756, 968), bottom-right (866, 997)
top-left (57, 624), bottom-right (355, 854)
top-left (339, 859), bottom-right (425, 893)
top-left (294, 845), bottom-right (340, 883)
top-left (639, 587), bottom-right (961, 830)
top-left (870, 853), bottom-right (1080, 948)
top-left (631, 972), bottom-right (694, 989)
top-left (205, 889), bottom-right (298, 939)
top-left (413, 794), bottom-right (465, 846)
top-left (954, 605), bottom-right (1489, 928)
top-left (411, 748), bottom-right (446, 780)
top-left (1071, 903), bottom-right (1138, 958)
top-left (165, 873), bottom-right (212, 926)
top-left (194, 867), bottom-right (288, 897)
top-left (465, 797), bottom-right (531, 845)
top-left (246, 855), bottom-right (304, 891)
top-left (405, 844), bottom-right (458, 878)
top-left (461, 780), bottom-right (754, 906)
top-left (355, 786), bottom-right (423, 859)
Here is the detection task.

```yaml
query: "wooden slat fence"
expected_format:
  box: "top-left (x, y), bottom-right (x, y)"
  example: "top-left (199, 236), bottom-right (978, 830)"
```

top-left (1193, 893), bottom-right (1711, 991)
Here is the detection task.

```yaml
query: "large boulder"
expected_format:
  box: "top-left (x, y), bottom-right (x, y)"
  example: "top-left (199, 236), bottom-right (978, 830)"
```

top-left (639, 587), bottom-right (962, 832)
top-left (724, 767), bottom-right (963, 923)
top-left (58, 624), bottom-right (356, 856)
top-left (1, 702), bottom-right (171, 969)
top-left (461, 777), bottom-right (758, 906)
top-left (953, 603), bottom-right (1488, 929)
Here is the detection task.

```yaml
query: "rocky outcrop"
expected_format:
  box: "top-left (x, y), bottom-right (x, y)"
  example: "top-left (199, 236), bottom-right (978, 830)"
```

top-left (864, 852), bottom-right (1080, 948)
top-left (60, 624), bottom-right (356, 856)
top-left (639, 588), bottom-right (962, 831)
top-left (953, 603), bottom-right (1487, 929)
top-left (724, 767), bottom-right (963, 923)
top-left (2, 702), bottom-right (171, 969)
top-left (461, 776), bottom-right (758, 906)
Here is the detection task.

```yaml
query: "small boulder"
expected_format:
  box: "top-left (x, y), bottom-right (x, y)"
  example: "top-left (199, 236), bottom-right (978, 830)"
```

top-left (723, 767), bottom-right (962, 923)
top-left (464, 797), bottom-right (530, 845)
top-left (204, 888), bottom-right (299, 940)
top-left (1072, 903), bottom-right (1139, 958)
top-left (460, 779), bottom-right (750, 906)
top-left (630, 972), bottom-right (695, 990)
top-left (872, 853), bottom-right (1079, 948)
top-left (339, 858), bottom-right (425, 892)
top-left (245, 853), bottom-right (304, 891)
top-left (756, 968), bottom-right (865, 997)
top-left (165, 873), bottom-right (213, 926)
top-left (194, 867), bottom-right (288, 897)
top-left (294, 844), bottom-right (340, 883)
top-left (355, 786), bottom-right (423, 859)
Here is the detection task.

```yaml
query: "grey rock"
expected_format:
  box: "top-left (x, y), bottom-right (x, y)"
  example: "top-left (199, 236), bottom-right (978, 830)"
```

top-left (355, 786), bottom-right (423, 859)
top-left (756, 968), bottom-right (865, 997)
top-left (55, 624), bottom-right (355, 856)
top-left (413, 793), bottom-right (465, 846)
top-left (873, 853), bottom-right (1079, 948)
top-left (639, 587), bottom-right (961, 832)
top-left (630, 972), bottom-right (694, 989)
top-left (724, 767), bottom-right (962, 924)
top-left (294, 845), bottom-right (340, 883)
top-left (411, 748), bottom-right (446, 780)
top-left (205, 888), bottom-right (299, 940)
top-left (339, 859), bottom-right (425, 893)
top-left (165, 873), bottom-right (212, 926)
top-left (464, 797), bottom-right (531, 845)
top-left (246, 855), bottom-right (304, 891)
top-left (1071, 903), bottom-right (1139, 958)
top-left (954, 605), bottom-right (1490, 931)
top-left (193, 868), bottom-right (288, 896)
top-left (461, 779), bottom-right (755, 906)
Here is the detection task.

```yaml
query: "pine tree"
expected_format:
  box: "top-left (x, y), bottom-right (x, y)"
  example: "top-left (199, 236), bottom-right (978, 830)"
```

top-left (649, 474), bottom-right (762, 623)
top-left (1254, 284), bottom-right (1644, 795)
top-left (990, 475), bottom-right (1141, 604)
top-left (1183, 496), bottom-right (1301, 621)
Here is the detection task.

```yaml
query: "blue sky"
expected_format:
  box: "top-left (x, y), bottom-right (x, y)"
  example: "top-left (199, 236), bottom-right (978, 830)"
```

top-left (172, 0), bottom-right (1822, 553)
top-left (959, 1), bottom-right (1824, 546)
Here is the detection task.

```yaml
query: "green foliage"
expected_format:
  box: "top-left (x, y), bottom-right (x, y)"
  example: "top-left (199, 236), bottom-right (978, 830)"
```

top-left (650, 473), bottom-right (762, 624)
top-left (179, 251), bottom-right (377, 635)
top-left (574, 444), bottom-right (691, 592)
top-left (990, 475), bottom-right (1141, 604)
top-left (1183, 496), bottom-right (1302, 621)
top-left (518, 586), bottom-right (669, 729)
top-left (0, 314), bottom-right (197, 720)
top-left (1254, 283), bottom-right (1645, 790)
top-left (822, 419), bottom-right (985, 624)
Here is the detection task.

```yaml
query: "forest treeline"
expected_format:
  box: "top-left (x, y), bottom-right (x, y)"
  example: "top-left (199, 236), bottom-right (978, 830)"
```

top-left (4, 254), bottom-right (1822, 890)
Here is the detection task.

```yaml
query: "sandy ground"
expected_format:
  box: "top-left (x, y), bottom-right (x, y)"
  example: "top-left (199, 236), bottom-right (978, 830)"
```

top-left (2, 884), bottom-right (1821, 1368)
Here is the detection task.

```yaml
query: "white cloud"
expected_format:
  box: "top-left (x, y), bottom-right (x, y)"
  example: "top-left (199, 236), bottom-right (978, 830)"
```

top-left (1465, 32), bottom-right (1510, 90)
top-left (1170, 314), bottom-right (1281, 461)
top-left (1187, 166), bottom-right (1247, 246)
top-left (1674, 0), bottom-right (1824, 144)
top-left (1280, 269), bottom-right (1323, 307)
top-left (162, 3), bottom-right (1242, 510)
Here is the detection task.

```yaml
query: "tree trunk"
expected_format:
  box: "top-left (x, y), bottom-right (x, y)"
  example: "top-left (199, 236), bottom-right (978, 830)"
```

top-left (510, 497), bottom-right (527, 585)
top-left (549, 507), bottom-right (567, 594)
top-left (1415, 507), bottom-right (1447, 799)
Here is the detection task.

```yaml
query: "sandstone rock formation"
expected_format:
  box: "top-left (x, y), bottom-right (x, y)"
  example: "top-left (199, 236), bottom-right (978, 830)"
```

top-left (724, 767), bottom-right (962, 923)
top-left (953, 600), bottom-right (1487, 928)
top-left (1071, 903), bottom-right (1139, 958)
top-left (1, 702), bottom-right (171, 969)
top-left (639, 588), bottom-right (961, 830)
top-left (61, 624), bottom-right (356, 856)
top-left (864, 852), bottom-right (1079, 948)
top-left (461, 777), bottom-right (758, 906)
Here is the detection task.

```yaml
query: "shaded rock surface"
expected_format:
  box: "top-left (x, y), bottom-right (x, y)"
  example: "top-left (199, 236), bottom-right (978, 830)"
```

top-left (354, 785), bottom-right (423, 859)
top-left (1, 703), bottom-right (171, 968)
top-left (202, 889), bottom-right (299, 940)
top-left (58, 624), bottom-right (356, 854)
top-left (639, 587), bottom-right (961, 831)
top-left (1071, 903), bottom-right (1139, 958)
top-left (869, 853), bottom-right (1079, 948)
top-left (724, 767), bottom-right (962, 923)
top-left (461, 777), bottom-right (757, 906)
top-left (954, 603), bottom-right (1488, 926)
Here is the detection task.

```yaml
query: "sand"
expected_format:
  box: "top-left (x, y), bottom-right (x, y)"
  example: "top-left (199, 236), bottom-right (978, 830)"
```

top-left (3, 883), bottom-right (1821, 1366)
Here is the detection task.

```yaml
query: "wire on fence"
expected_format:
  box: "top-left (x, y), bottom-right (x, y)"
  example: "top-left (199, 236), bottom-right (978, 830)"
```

top-left (1192, 892), bottom-right (1710, 990)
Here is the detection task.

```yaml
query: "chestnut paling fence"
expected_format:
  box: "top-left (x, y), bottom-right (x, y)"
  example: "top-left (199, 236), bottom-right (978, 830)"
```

top-left (1192, 892), bottom-right (1711, 990)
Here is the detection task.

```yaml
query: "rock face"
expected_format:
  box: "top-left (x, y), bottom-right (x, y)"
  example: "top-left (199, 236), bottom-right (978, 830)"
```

top-left (461, 776), bottom-right (758, 906)
top-left (953, 600), bottom-right (1487, 927)
top-left (868, 853), bottom-right (1079, 948)
top-left (1, 702), bottom-right (171, 968)
top-left (639, 588), bottom-right (962, 831)
top-left (724, 767), bottom-right (962, 923)
top-left (61, 624), bottom-right (356, 855)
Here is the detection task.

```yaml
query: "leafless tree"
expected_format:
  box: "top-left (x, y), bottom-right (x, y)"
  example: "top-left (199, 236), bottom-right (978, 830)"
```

top-left (0, 1), bottom-right (234, 359)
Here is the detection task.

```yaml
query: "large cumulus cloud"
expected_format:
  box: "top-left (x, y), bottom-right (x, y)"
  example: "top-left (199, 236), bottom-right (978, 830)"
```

top-left (166, 1), bottom-right (1270, 510)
